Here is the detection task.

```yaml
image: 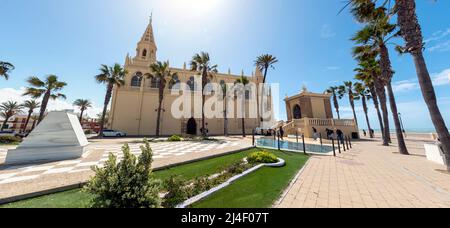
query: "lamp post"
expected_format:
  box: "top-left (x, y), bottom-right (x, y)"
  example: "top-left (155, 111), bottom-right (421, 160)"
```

top-left (398, 113), bottom-right (407, 138)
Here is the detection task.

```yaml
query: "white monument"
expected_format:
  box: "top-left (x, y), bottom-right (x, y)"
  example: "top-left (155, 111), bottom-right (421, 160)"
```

top-left (5, 111), bottom-right (89, 165)
top-left (424, 143), bottom-right (446, 165)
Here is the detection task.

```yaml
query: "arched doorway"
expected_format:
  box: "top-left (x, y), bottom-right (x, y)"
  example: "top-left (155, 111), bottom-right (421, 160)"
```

top-left (186, 118), bottom-right (197, 135)
top-left (293, 105), bottom-right (302, 119)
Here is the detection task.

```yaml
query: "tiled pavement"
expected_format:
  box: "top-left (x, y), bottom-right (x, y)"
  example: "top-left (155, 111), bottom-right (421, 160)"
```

top-left (0, 139), bottom-right (251, 200)
top-left (276, 136), bottom-right (450, 208)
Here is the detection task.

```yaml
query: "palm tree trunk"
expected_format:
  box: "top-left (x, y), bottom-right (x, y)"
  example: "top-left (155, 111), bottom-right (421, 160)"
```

top-left (375, 81), bottom-right (390, 146)
top-left (1, 117), bottom-right (9, 131)
top-left (98, 83), bottom-right (113, 138)
top-left (223, 95), bottom-right (228, 137)
top-left (349, 99), bottom-right (358, 126)
top-left (380, 44), bottom-right (408, 154)
top-left (333, 94), bottom-right (341, 119)
top-left (396, 0), bottom-right (450, 167)
top-left (362, 96), bottom-right (373, 138)
top-left (370, 87), bottom-right (384, 139)
top-left (79, 110), bottom-right (85, 123)
top-left (32, 118), bottom-right (37, 131)
top-left (38, 91), bottom-right (50, 124)
top-left (201, 71), bottom-right (207, 138)
top-left (23, 111), bottom-right (32, 133)
top-left (387, 82), bottom-right (409, 155)
top-left (155, 87), bottom-right (164, 137)
top-left (242, 118), bottom-right (246, 138)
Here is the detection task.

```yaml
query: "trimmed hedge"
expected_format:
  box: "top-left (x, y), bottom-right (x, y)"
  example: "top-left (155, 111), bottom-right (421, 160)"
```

top-left (168, 135), bottom-right (182, 142)
top-left (0, 136), bottom-right (22, 144)
top-left (247, 151), bottom-right (278, 164)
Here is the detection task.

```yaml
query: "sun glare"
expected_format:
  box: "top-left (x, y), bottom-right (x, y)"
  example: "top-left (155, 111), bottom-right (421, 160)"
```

top-left (166, 0), bottom-right (222, 15)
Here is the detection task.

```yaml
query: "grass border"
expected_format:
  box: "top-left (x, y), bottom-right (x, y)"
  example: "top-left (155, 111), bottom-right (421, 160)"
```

top-left (0, 146), bottom-right (255, 205)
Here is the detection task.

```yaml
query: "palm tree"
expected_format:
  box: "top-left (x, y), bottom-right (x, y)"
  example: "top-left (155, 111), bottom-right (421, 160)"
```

top-left (326, 86), bottom-right (341, 119)
top-left (394, 0), bottom-right (450, 164)
top-left (23, 75), bottom-right (67, 124)
top-left (0, 101), bottom-right (23, 131)
top-left (190, 52), bottom-right (218, 137)
top-left (350, 2), bottom-right (409, 155)
top-left (354, 58), bottom-right (385, 140)
top-left (95, 64), bottom-right (127, 137)
top-left (0, 62), bottom-right (14, 80)
top-left (255, 54), bottom-right (279, 84)
top-left (73, 99), bottom-right (92, 122)
top-left (255, 55), bottom-right (278, 122)
top-left (145, 61), bottom-right (178, 137)
top-left (22, 100), bottom-right (40, 133)
top-left (354, 82), bottom-right (374, 138)
top-left (338, 81), bottom-right (359, 126)
top-left (235, 75), bottom-right (250, 138)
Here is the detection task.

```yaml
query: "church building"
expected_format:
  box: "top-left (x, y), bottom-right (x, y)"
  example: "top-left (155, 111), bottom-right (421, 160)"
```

top-left (108, 18), bottom-right (270, 136)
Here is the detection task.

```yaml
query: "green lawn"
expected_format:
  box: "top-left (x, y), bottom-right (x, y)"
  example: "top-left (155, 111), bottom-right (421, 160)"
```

top-left (0, 148), bottom-right (264, 208)
top-left (192, 150), bottom-right (309, 208)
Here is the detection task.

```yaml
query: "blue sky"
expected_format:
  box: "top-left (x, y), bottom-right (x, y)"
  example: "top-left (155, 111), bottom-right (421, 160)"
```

top-left (1, 0), bottom-right (449, 131)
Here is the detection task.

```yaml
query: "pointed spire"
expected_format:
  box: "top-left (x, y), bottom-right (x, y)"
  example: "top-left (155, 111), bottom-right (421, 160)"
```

top-left (228, 68), bottom-right (231, 75)
top-left (140, 14), bottom-right (155, 44)
top-left (183, 62), bottom-right (187, 70)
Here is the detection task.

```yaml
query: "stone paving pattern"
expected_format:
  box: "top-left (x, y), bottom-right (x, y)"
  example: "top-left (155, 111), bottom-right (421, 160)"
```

top-left (0, 138), bottom-right (252, 200)
top-left (276, 135), bottom-right (450, 208)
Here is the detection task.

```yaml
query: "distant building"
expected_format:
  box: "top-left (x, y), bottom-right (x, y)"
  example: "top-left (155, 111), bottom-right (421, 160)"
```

top-left (0, 115), bottom-right (37, 133)
top-left (81, 119), bottom-right (101, 133)
top-left (282, 89), bottom-right (359, 139)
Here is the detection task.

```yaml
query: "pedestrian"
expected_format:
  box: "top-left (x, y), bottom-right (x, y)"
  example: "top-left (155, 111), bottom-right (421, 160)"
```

top-left (279, 126), bottom-right (284, 141)
top-left (337, 129), bottom-right (344, 145)
top-left (363, 129), bottom-right (367, 137)
top-left (312, 127), bottom-right (319, 141)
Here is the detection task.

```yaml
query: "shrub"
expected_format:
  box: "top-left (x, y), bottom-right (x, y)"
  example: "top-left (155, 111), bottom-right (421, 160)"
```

top-left (84, 139), bottom-right (162, 208)
top-left (168, 135), bottom-right (182, 142)
top-left (162, 176), bottom-right (188, 208)
top-left (247, 151), bottom-right (278, 164)
top-left (0, 136), bottom-right (22, 144)
top-left (84, 129), bottom-right (92, 135)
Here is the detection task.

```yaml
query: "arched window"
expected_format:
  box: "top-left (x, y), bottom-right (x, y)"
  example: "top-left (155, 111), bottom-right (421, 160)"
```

top-left (293, 105), bottom-right (302, 119)
top-left (150, 76), bottom-right (161, 89)
top-left (142, 49), bottom-right (147, 57)
top-left (187, 77), bottom-right (196, 91)
top-left (131, 72), bottom-right (143, 87)
top-left (205, 78), bottom-right (214, 94)
top-left (169, 75), bottom-right (180, 90)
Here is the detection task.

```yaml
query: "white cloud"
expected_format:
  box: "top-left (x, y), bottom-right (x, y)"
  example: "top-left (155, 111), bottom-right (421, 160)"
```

top-left (325, 66), bottom-right (341, 71)
top-left (0, 87), bottom-right (103, 118)
top-left (392, 79), bottom-right (420, 93)
top-left (392, 68), bottom-right (450, 93)
top-left (425, 28), bottom-right (450, 52)
top-left (425, 28), bottom-right (450, 43)
top-left (431, 69), bottom-right (450, 86)
top-left (428, 40), bottom-right (450, 52)
top-left (321, 24), bottom-right (336, 39)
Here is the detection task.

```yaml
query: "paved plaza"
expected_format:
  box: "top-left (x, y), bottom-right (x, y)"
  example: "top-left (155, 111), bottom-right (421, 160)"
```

top-left (276, 135), bottom-right (450, 208)
top-left (0, 138), bottom-right (252, 201)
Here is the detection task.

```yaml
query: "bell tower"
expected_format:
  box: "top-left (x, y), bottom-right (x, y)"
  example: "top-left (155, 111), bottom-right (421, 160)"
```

top-left (133, 14), bottom-right (157, 64)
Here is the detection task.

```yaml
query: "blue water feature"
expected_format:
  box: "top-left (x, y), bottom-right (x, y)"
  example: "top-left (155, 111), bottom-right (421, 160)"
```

top-left (257, 138), bottom-right (334, 154)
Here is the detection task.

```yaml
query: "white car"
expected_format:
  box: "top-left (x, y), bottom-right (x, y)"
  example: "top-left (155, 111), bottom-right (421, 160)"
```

top-left (102, 130), bottom-right (127, 137)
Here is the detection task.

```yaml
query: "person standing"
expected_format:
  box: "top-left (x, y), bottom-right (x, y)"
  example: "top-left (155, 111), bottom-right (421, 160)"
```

top-left (337, 129), bottom-right (344, 145)
top-left (279, 126), bottom-right (285, 141)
